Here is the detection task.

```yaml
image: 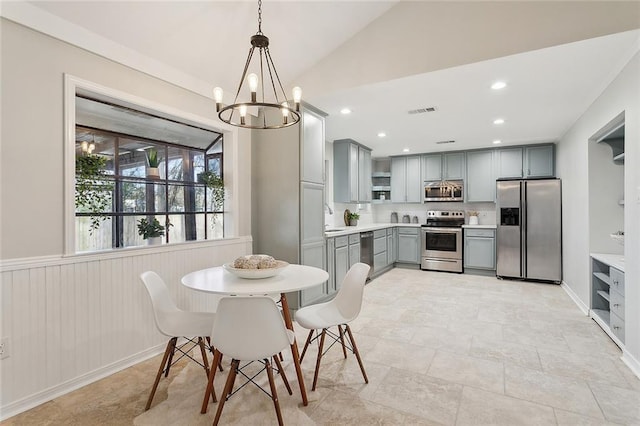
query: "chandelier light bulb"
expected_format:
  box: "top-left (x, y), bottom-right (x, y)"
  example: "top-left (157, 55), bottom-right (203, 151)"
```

top-left (247, 73), bottom-right (259, 102)
top-left (292, 86), bottom-right (302, 111)
top-left (89, 143), bottom-right (96, 153)
top-left (281, 102), bottom-right (289, 124)
top-left (213, 87), bottom-right (224, 112)
top-left (239, 104), bottom-right (247, 125)
top-left (81, 141), bottom-right (88, 152)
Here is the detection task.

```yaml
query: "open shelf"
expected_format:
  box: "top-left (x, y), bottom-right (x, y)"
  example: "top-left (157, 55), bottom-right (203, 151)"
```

top-left (597, 290), bottom-right (610, 302)
top-left (593, 271), bottom-right (610, 286)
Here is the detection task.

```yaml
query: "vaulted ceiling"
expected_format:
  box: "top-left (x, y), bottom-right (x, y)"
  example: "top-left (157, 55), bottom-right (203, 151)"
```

top-left (9, 1), bottom-right (640, 156)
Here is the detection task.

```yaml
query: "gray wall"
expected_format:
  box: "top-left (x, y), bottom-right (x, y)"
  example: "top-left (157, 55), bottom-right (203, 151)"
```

top-left (0, 19), bottom-right (252, 259)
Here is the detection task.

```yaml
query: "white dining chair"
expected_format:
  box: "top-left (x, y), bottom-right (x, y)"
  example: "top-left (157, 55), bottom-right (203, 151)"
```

top-left (294, 262), bottom-right (370, 391)
top-left (201, 296), bottom-right (294, 426)
top-left (140, 271), bottom-right (217, 410)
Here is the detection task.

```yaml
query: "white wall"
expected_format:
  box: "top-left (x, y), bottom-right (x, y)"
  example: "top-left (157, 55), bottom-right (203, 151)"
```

top-left (0, 19), bottom-right (254, 418)
top-left (557, 52), bottom-right (640, 375)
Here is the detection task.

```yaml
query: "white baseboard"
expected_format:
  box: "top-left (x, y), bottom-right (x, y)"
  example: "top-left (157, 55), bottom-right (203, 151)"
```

top-left (622, 349), bottom-right (640, 380)
top-left (0, 344), bottom-right (165, 421)
top-left (561, 280), bottom-right (589, 315)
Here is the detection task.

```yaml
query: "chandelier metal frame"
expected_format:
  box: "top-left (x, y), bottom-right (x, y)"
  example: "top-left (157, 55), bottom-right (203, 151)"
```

top-left (214, 0), bottom-right (301, 130)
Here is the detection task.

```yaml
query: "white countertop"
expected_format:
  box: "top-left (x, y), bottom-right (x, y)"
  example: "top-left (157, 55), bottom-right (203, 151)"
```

top-left (462, 224), bottom-right (497, 229)
top-left (325, 222), bottom-right (420, 237)
top-left (591, 253), bottom-right (625, 272)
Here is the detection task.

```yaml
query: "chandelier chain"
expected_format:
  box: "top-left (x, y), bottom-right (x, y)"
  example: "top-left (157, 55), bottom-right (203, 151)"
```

top-left (257, 0), bottom-right (263, 34)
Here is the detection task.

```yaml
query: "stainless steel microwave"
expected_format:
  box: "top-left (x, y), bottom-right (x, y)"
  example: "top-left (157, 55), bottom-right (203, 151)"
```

top-left (424, 180), bottom-right (464, 202)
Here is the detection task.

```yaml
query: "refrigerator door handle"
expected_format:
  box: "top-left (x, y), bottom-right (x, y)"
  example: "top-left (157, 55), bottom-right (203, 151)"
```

top-left (521, 181), bottom-right (527, 278)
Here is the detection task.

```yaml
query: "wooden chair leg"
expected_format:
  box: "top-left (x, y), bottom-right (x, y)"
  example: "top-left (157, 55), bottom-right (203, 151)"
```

top-left (338, 325), bottom-right (348, 359)
top-left (145, 338), bottom-right (176, 410)
top-left (201, 349), bottom-right (222, 414)
top-left (198, 337), bottom-right (211, 378)
top-left (164, 337), bottom-right (178, 377)
top-left (272, 355), bottom-right (292, 395)
top-left (300, 329), bottom-right (314, 363)
top-left (213, 359), bottom-right (239, 426)
top-left (266, 359), bottom-right (284, 426)
top-left (207, 337), bottom-right (224, 372)
top-left (311, 329), bottom-right (326, 391)
top-left (345, 324), bottom-right (368, 384)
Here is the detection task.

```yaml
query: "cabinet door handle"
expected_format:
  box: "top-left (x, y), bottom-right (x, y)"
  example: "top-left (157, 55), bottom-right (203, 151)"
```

top-left (613, 326), bottom-right (620, 330)
top-left (614, 303), bottom-right (620, 307)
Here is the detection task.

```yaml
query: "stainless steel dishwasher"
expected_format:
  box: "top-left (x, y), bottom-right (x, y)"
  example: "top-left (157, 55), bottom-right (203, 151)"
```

top-left (360, 231), bottom-right (374, 277)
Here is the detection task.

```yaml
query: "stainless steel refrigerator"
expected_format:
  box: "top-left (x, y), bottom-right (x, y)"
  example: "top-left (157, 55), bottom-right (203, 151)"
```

top-left (496, 179), bottom-right (562, 283)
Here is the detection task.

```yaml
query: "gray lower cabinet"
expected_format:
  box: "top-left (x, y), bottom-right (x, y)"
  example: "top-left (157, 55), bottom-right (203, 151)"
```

top-left (373, 229), bottom-right (387, 273)
top-left (397, 227), bottom-right (420, 263)
top-left (387, 227), bottom-right (397, 265)
top-left (300, 240), bottom-right (327, 306)
top-left (348, 234), bottom-right (361, 269)
top-left (466, 150), bottom-right (495, 202)
top-left (591, 256), bottom-right (625, 347)
top-left (326, 237), bottom-right (336, 294)
top-left (463, 228), bottom-right (496, 271)
top-left (334, 236), bottom-right (349, 293)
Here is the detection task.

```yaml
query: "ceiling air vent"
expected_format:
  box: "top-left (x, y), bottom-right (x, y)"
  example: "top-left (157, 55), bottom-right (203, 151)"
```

top-left (408, 106), bottom-right (437, 115)
top-left (435, 140), bottom-right (456, 145)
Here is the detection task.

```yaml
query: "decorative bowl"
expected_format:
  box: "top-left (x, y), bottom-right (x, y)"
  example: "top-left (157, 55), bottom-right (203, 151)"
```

top-left (223, 260), bottom-right (289, 279)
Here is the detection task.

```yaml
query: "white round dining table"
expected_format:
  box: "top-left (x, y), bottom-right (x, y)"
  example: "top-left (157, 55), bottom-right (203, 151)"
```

top-left (181, 264), bottom-right (329, 296)
top-left (181, 263), bottom-right (329, 407)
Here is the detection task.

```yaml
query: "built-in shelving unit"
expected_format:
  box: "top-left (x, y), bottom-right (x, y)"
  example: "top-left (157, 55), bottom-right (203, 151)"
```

top-left (590, 255), bottom-right (625, 348)
top-left (371, 160), bottom-right (392, 203)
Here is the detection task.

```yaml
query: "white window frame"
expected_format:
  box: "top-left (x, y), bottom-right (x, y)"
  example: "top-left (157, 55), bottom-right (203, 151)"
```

top-left (63, 74), bottom-right (240, 255)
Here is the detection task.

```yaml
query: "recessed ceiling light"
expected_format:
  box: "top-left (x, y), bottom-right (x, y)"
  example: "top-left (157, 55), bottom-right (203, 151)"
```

top-left (378, 132), bottom-right (386, 138)
top-left (491, 81), bottom-right (507, 90)
top-left (403, 148), bottom-right (410, 152)
top-left (493, 140), bottom-right (502, 144)
top-left (493, 118), bottom-right (505, 125)
top-left (340, 108), bottom-right (351, 115)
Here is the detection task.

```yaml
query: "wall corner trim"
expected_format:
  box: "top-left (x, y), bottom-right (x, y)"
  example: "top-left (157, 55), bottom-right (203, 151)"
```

top-left (561, 280), bottom-right (589, 315)
top-left (621, 350), bottom-right (640, 380)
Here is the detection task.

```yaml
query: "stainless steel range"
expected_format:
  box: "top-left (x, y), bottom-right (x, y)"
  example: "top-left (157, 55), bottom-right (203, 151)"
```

top-left (421, 210), bottom-right (464, 273)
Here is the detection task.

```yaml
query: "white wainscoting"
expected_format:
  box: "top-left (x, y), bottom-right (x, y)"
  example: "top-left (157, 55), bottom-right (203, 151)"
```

top-left (0, 237), bottom-right (252, 420)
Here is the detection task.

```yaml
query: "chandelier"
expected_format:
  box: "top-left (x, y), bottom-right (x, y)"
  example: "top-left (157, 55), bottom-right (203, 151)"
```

top-left (213, 0), bottom-right (301, 129)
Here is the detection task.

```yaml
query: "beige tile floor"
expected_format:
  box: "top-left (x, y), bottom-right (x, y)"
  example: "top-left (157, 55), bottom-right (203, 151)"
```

top-left (4, 269), bottom-right (640, 425)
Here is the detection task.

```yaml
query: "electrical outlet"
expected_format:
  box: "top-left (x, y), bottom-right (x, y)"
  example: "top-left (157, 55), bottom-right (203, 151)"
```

top-left (0, 337), bottom-right (10, 360)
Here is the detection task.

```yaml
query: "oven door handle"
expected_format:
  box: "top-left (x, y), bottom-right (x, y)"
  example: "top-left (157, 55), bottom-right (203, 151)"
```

top-left (423, 227), bottom-right (462, 233)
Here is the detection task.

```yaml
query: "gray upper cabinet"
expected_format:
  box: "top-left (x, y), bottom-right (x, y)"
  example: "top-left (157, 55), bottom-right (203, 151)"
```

top-left (466, 150), bottom-right (495, 202)
top-left (334, 139), bottom-right (372, 203)
top-left (444, 153), bottom-right (465, 180)
top-left (301, 109), bottom-right (325, 184)
top-left (497, 144), bottom-right (555, 179)
top-left (391, 155), bottom-right (422, 203)
top-left (525, 145), bottom-right (554, 178)
top-left (358, 148), bottom-right (372, 202)
top-left (422, 154), bottom-right (442, 181)
top-left (496, 148), bottom-right (523, 179)
top-left (422, 152), bottom-right (465, 181)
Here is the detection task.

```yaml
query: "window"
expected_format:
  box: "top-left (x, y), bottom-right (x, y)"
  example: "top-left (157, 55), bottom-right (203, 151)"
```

top-left (74, 97), bottom-right (224, 252)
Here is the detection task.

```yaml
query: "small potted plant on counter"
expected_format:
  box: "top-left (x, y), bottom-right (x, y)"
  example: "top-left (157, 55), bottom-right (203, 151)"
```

top-left (467, 211), bottom-right (479, 225)
top-left (347, 212), bottom-right (360, 226)
top-left (137, 217), bottom-right (172, 245)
